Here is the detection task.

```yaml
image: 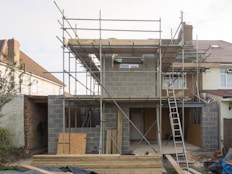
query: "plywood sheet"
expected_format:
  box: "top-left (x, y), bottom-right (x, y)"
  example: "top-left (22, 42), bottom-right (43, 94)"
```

top-left (57, 133), bottom-right (87, 154)
top-left (144, 108), bottom-right (156, 140)
top-left (187, 124), bottom-right (201, 147)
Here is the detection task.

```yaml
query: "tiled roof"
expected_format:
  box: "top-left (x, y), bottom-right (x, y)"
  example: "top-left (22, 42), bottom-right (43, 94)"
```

top-left (0, 39), bottom-right (62, 85)
top-left (204, 90), bottom-right (232, 98)
top-left (193, 40), bottom-right (232, 63)
top-left (20, 51), bottom-right (63, 85)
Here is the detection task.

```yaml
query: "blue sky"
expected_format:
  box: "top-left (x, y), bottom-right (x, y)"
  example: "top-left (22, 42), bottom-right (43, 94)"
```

top-left (1, 0), bottom-right (232, 89)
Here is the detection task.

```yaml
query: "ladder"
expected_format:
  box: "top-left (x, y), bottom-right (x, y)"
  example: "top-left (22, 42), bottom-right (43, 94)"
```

top-left (166, 81), bottom-right (189, 169)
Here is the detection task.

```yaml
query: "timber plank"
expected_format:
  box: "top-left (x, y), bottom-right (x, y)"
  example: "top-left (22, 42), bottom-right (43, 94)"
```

top-left (92, 168), bottom-right (162, 174)
top-left (106, 129), bottom-right (112, 154)
top-left (33, 154), bottom-right (161, 161)
top-left (111, 130), bottom-right (117, 154)
top-left (165, 154), bottom-right (186, 174)
top-left (32, 154), bottom-right (162, 174)
top-left (31, 162), bottom-right (162, 169)
top-left (117, 111), bottom-right (123, 154)
top-left (21, 164), bottom-right (73, 174)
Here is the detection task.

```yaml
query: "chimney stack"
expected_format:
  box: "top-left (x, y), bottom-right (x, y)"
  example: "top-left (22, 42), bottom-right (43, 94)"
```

top-left (7, 39), bottom-right (20, 66)
top-left (178, 23), bottom-right (193, 43)
top-left (183, 24), bottom-right (193, 42)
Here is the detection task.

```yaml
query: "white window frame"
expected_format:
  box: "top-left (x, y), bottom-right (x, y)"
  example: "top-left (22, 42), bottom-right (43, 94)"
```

top-left (220, 68), bottom-right (232, 89)
top-left (162, 73), bottom-right (186, 89)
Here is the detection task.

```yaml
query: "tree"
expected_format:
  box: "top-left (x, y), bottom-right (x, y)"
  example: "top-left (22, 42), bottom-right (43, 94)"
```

top-left (0, 62), bottom-right (18, 110)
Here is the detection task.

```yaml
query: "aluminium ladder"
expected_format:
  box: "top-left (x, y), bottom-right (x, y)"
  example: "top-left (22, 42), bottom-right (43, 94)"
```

top-left (166, 81), bottom-right (189, 170)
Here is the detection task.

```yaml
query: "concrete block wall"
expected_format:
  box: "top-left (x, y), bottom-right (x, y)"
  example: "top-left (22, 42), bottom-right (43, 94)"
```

top-left (48, 96), bottom-right (64, 154)
top-left (201, 103), bottom-right (219, 151)
top-left (48, 96), bottom-right (101, 154)
top-left (103, 55), bottom-right (157, 98)
top-left (48, 96), bottom-right (130, 154)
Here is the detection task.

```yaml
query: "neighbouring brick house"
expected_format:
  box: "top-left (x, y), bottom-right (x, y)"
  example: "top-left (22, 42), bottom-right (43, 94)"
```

top-left (47, 22), bottom-right (220, 155)
top-left (0, 39), bottom-right (63, 151)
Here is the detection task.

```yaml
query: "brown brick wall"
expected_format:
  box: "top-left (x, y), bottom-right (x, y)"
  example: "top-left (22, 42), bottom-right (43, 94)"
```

top-left (24, 97), bottom-right (48, 150)
top-left (224, 118), bottom-right (232, 151)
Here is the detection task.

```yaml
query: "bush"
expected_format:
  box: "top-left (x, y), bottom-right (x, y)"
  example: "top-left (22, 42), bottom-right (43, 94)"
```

top-left (0, 127), bottom-right (25, 165)
top-left (0, 127), bottom-right (10, 146)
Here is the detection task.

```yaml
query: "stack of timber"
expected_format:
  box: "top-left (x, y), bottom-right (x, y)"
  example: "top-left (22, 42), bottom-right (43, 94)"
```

top-left (32, 154), bottom-right (163, 174)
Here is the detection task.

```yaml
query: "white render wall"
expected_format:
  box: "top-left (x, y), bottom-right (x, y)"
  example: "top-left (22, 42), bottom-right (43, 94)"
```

top-left (202, 68), bottom-right (220, 90)
top-left (0, 62), bottom-right (62, 96)
top-left (0, 95), bottom-right (25, 147)
top-left (19, 72), bottom-right (62, 96)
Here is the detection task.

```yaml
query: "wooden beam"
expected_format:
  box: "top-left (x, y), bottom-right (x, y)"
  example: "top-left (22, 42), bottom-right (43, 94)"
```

top-left (117, 111), bottom-right (123, 154)
top-left (69, 38), bottom-right (160, 46)
top-left (172, 62), bottom-right (220, 69)
top-left (21, 164), bottom-right (73, 174)
top-left (31, 154), bottom-right (163, 174)
top-left (165, 155), bottom-right (186, 174)
top-left (111, 130), bottom-right (118, 154)
top-left (106, 129), bottom-right (112, 154)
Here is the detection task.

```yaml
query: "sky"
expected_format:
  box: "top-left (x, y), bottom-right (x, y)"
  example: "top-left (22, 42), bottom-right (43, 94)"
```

top-left (1, 0), bottom-right (232, 93)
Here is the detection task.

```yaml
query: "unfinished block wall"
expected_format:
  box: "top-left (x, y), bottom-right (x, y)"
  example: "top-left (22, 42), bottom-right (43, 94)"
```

top-left (201, 103), bottom-right (219, 151)
top-left (103, 55), bottom-right (157, 98)
top-left (48, 96), bottom-right (63, 154)
top-left (48, 96), bottom-right (130, 154)
top-left (48, 96), bottom-right (98, 154)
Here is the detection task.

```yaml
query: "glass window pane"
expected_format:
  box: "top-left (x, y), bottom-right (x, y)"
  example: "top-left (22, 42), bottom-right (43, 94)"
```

top-left (227, 74), bottom-right (232, 88)
top-left (220, 74), bottom-right (226, 88)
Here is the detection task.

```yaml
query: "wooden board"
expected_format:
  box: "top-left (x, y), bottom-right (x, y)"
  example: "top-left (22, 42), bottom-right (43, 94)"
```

top-left (144, 108), bottom-right (156, 140)
top-left (165, 155), bottom-right (186, 174)
top-left (106, 129), bottom-right (112, 154)
top-left (117, 111), bottom-right (123, 154)
top-left (21, 164), bottom-right (73, 174)
top-left (57, 133), bottom-right (87, 154)
top-left (187, 124), bottom-right (201, 147)
top-left (111, 130), bottom-right (117, 154)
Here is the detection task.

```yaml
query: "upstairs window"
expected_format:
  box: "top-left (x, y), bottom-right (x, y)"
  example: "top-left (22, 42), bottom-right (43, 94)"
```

top-left (112, 54), bottom-right (143, 68)
top-left (163, 73), bottom-right (186, 89)
top-left (220, 69), bottom-right (232, 88)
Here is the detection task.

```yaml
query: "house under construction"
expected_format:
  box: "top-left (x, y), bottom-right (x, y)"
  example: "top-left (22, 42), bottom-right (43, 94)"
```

top-left (46, 9), bottom-right (219, 164)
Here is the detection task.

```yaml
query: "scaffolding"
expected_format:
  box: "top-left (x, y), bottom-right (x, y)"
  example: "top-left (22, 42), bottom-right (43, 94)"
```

top-left (53, 2), bottom-right (209, 163)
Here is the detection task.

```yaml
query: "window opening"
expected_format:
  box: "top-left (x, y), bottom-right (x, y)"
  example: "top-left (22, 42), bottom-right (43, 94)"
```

top-left (112, 54), bottom-right (143, 68)
top-left (65, 107), bottom-right (100, 128)
top-left (163, 73), bottom-right (186, 89)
